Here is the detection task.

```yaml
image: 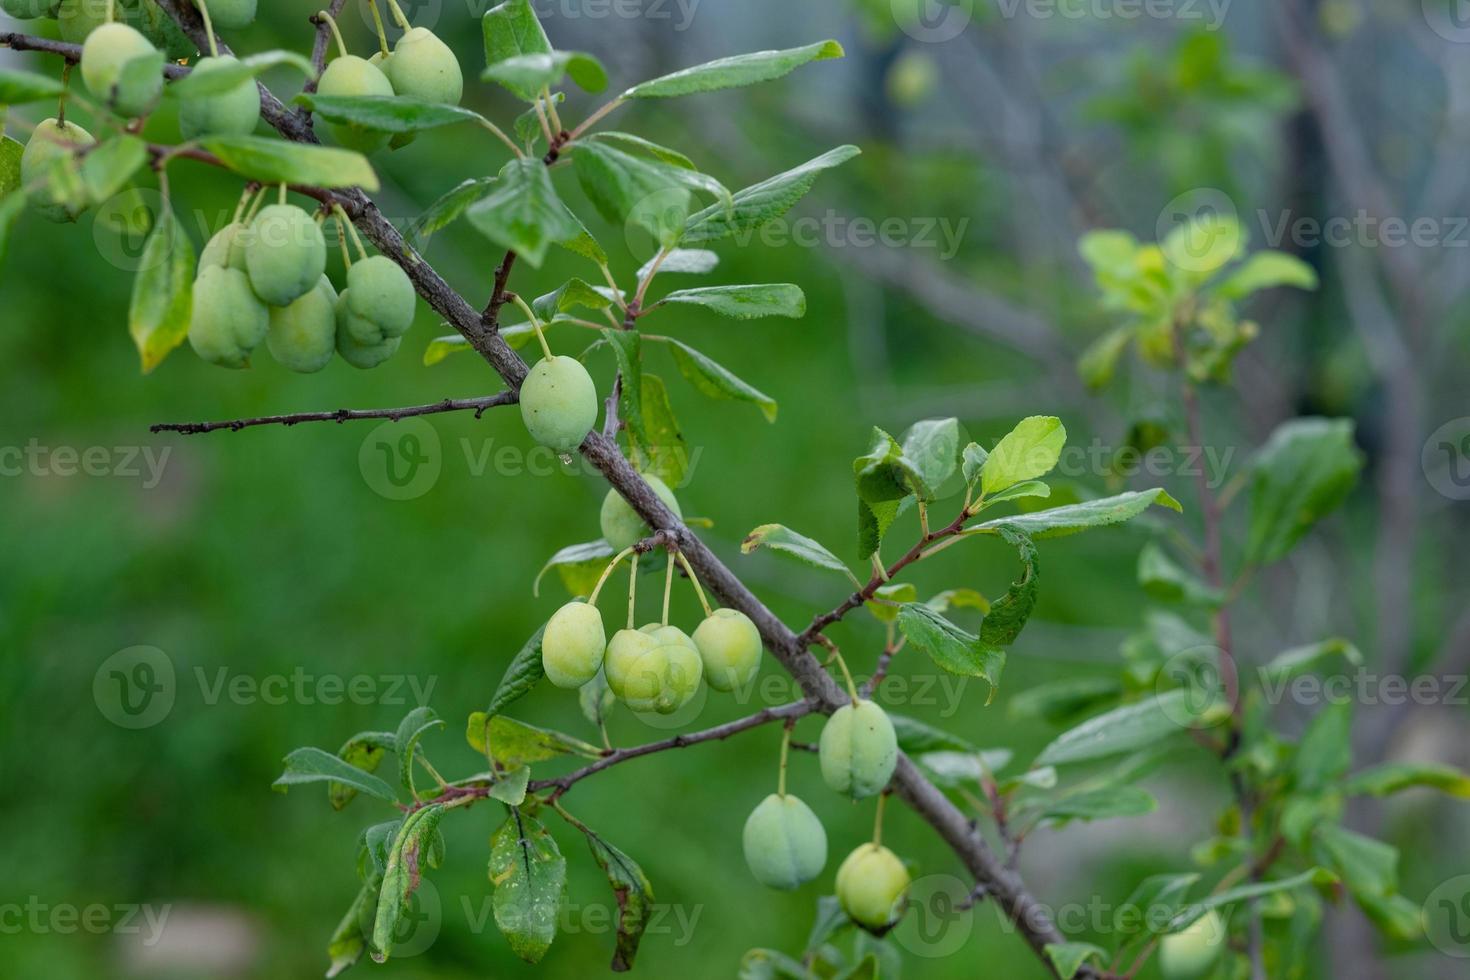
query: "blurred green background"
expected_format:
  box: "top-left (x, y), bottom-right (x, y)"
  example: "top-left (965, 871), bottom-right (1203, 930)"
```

top-left (2, 1), bottom-right (1467, 978)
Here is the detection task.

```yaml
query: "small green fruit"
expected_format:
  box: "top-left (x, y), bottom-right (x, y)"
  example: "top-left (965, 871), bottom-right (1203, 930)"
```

top-left (335, 290), bottom-right (401, 368)
top-left (266, 276), bottom-right (337, 373)
top-left (21, 118), bottom-right (92, 223)
top-left (245, 204), bottom-right (326, 307)
top-left (382, 27), bottom-right (463, 105)
top-left (742, 793), bottom-right (827, 890)
top-left (81, 22), bottom-right (162, 118)
top-left (542, 600), bottom-right (606, 689)
top-left (819, 700), bottom-right (898, 800)
top-left (520, 355), bottom-right (597, 452)
top-left (341, 255), bottom-right (415, 344)
top-left (692, 608), bottom-right (762, 692)
top-left (57, 0), bottom-right (109, 44)
top-left (178, 55), bottom-right (261, 138)
top-left (614, 624), bottom-right (701, 714)
top-left (199, 221), bottom-right (249, 271)
top-left (600, 474), bottom-right (681, 551)
top-left (0, 0), bottom-right (62, 18)
top-left (835, 843), bottom-right (910, 931)
top-left (1159, 911), bottom-right (1226, 980)
top-left (188, 265), bottom-right (268, 368)
top-left (316, 55), bottom-right (394, 152)
top-left (197, 0), bottom-right (254, 29)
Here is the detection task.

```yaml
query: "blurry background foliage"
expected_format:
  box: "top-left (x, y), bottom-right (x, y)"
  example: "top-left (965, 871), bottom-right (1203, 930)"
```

top-left (1, 0), bottom-right (1466, 978)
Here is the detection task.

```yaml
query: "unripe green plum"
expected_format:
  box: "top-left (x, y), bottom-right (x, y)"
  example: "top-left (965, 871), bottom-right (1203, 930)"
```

top-left (0, 0), bottom-right (62, 18)
top-left (341, 255), bottom-right (415, 344)
top-left (382, 27), bottom-right (463, 105)
top-left (196, 0), bottom-right (253, 29)
top-left (603, 628), bottom-right (655, 699)
top-left (57, 0), bottom-right (109, 44)
top-left (335, 291), bottom-right (401, 368)
top-left (835, 843), bottom-right (910, 931)
top-left (178, 55), bottom-right (261, 138)
top-left (245, 204), bottom-right (326, 307)
top-left (1159, 911), bottom-right (1226, 980)
top-left (615, 625), bottom-right (701, 713)
top-left (81, 22), bottom-right (162, 118)
top-left (21, 118), bottom-right (93, 223)
top-left (266, 276), bottom-right (336, 373)
top-left (520, 355), bottom-right (597, 452)
top-left (692, 608), bottom-right (762, 692)
top-left (600, 474), bottom-right (681, 551)
top-left (742, 793), bottom-right (827, 890)
top-left (199, 221), bottom-right (249, 271)
top-left (316, 55), bottom-right (394, 152)
top-left (188, 265), bottom-right (268, 368)
top-left (542, 600), bottom-right (606, 689)
top-left (819, 700), bottom-right (898, 800)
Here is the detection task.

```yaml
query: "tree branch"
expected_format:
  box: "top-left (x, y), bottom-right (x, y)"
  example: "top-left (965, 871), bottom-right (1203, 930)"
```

top-left (150, 393), bottom-right (517, 434)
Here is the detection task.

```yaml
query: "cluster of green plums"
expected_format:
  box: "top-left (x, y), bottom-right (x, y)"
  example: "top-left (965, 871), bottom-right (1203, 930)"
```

top-left (742, 698), bottom-right (904, 930)
top-left (317, 27), bottom-right (463, 153)
top-left (189, 205), bottom-right (415, 371)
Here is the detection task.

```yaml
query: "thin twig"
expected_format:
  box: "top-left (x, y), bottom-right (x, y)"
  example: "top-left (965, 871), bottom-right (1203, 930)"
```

top-left (151, 393), bottom-right (516, 434)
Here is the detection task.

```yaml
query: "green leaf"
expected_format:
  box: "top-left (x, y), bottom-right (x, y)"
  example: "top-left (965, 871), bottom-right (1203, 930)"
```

top-left (888, 713), bottom-right (977, 754)
top-left (1008, 677), bottom-right (1123, 725)
top-left (295, 93), bottom-right (489, 133)
top-left (1258, 637), bottom-right (1363, 684)
top-left (326, 881), bottom-right (376, 978)
top-left (601, 327), bottom-right (644, 443)
top-left (664, 337), bottom-right (777, 421)
top-left (1343, 761), bottom-right (1470, 799)
top-left (557, 809), bottom-right (656, 971)
top-left (641, 247), bottom-right (718, 279)
top-left (482, 51), bottom-right (608, 97)
top-left (981, 416), bottom-right (1066, 496)
top-left (578, 669), bottom-right (614, 732)
top-left (513, 91), bottom-right (563, 146)
top-left (1037, 787), bottom-right (1157, 824)
top-left (901, 418), bottom-right (962, 500)
top-left (977, 480), bottom-right (1051, 509)
top-left (741, 524), bottom-right (858, 584)
top-left (978, 526), bottom-right (1038, 647)
top-left (631, 373), bottom-right (689, 487)
top-left (1357, 891), bottom-right (1424, 941)
top-left (1044, 942), bottom-right (1107, 979)
top-left (127, 205), bottom-right (195, 374)
top-left (682, 145), bottom-right (860, 245)
top-left (534, 278), bottom-right (619, 321)
top-left (483, 0), bottom-right (552, 60)
top-left (200, 136), bottom-right (379, 191)
top-left (961, 443), bottom-right (988, 487)
top-left (373, 803), bottom-right (447, 959)
top-left (573, 141), bottom-right (724, 248)
top-left (1034, 691), bottom-right (1197, 767)
top-left (739, 948), bottom-right (811, 979)
top-left (1245, 417), bottom-right (1363, 564)
top-left (408, 177), bottom-right (497, 245)
top-left (1078, 327), bottom-right (1133, 390)
top-left (1168, 869), bottom-right (1338, 932)
top-left (0, 136), bottom-right (22, 198)
top-left (1214, 251), bottom-right (1318, 300)
top-left (465, 157), bottom-right (580, 268)
top-left (423, 333), bottom-right (472, 366)
top-left (593, 131), bottom-right (698, 170)
top-left (489, 807), bottom-right (567, 963)
top-left (968, 488), bottom-right (1182, 540)
top-left (488, 764), bottom-right (532, 806)
top-left (656, 283), bottom-right (806, 319)
top-left (1317, 824), bottom-right (1399, 896)
top-left (329, 730), bottom-right (395, 811)
top-left (273, 747), bottom-right (398, 804)
top-left (1137, 541), bottom-right (1223, 606)
top-left (623, 40), bottom-right (844, 99)
top-left (1293, 699), bottom-right (1352, 794)
top-left (853, 427), bottom-right (918, 559)
top-left (485, 624), bottom-right (549, 717)
top-left (467, 714), bottom-right (603, 768)
top-left (896, 603), bottom-right (1005, 701)
top-left (533, 540), bottom-right (615, 597)
top-left (0, 68), bottom-right (68, 104)
top-left (394, 706), bottom-right (445, 796)
top-left (172, 49), bottom-right (313, 98)
top-left (1160, 210), bottom-right (1243, 280)
top-left (79, 135), bottom-right (147, 204)
top-left (555, 206), bottom-right (608, 265)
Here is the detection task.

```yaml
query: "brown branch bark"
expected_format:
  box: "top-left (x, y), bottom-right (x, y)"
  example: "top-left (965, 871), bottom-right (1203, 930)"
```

top-left (150, 393), bottom-right (517, 434)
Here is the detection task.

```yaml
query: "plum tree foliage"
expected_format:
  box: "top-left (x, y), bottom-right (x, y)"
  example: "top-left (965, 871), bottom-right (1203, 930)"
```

top-left (0, 1), bottom-right (1462, 977)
